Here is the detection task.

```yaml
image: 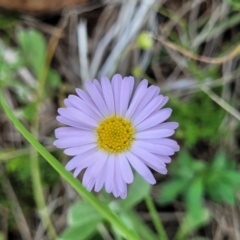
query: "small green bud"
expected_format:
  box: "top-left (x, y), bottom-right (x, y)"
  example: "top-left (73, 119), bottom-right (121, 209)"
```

top-left (132, 66), bottom-right (143, 78)
top-left (137, 31), bottom-right (153, 50)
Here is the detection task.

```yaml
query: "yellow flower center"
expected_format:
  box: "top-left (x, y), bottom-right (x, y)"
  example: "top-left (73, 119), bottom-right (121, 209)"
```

top-left (95, 115), bottom-right (135, 154)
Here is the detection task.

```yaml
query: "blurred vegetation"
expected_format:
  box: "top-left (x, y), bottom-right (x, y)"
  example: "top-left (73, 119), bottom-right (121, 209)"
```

top-left (1, 0), bottom-right (240, 239)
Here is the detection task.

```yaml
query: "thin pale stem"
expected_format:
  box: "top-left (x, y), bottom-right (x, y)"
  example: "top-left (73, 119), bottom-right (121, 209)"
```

top-left (29, 19), bottom-right (67, 240)
top-left (145, 195), bottom-right (168, 240)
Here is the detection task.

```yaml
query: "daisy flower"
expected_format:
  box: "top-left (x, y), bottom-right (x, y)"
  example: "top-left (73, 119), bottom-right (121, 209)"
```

top-left (54, 74), bottom-right (179, 199)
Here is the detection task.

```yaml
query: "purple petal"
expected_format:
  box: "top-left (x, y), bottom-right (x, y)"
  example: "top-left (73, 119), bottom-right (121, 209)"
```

top-left (155, 155), bottom-right (172, 163)
top-left (76, 88), bottom-right (103, 118)
top-left (111, 74), bottom-right (122, 115)
top-left (86, 178), bottom-right (95, 191)
top-left (115, 157), bottom-right (127, 194)
top-left (56, 116), bottom-right (90, 130)
top-left (150, 138), bottom-right (180, 152)
top-left (125, 151), bottom-right (156, 184)
top-left (55, 127), bottom-right (92, 138)
top-left (120, 191), bottom-right (127, 199)
top-left (119, 76), bottom-right (134, 115)
top-left (153, 86), bottom-right (160, 96)
top-left (157, 96), bottom-right (169, 110)
top-left (93, 79), bottom-right (103, 97)
top-left (73, 150), bottom-right (102, 177)
top-left (131, 146), bottom-right (167, 174)
top-left (67, 95), bottom-right (101, 120)
top-left (152, 122), bottom-right (179, 130)
top-left (64, 98), bottom-right (74, 107)
top-left (88, 151), bottom-right (108, 178)
top-left (65, 148), bottom-right (97, 171)
top-left (53, 134), bottom-right (96, 148)
top-left (83, 165), bottom-right (95, 191)
top-left (94, 165), bottom-right (106, 192)
top-left (58, 108), bottom-right (98, 128)
top-left (133, 141), bottom-right (175, 155)
top-left (112, 183), bottom-right (120, 198)
top-left (82, 166), bottom-right (92, 186)
top-left (64, 143), bottom-right (97, 156)
top-left (133, 95), bottom-right (164, 126)
top-left (118, 153), bottom-right (134, 184)
top-left (105, 155), bottom-right (115, 193)
top-left (135, 129), bottom-right (175, 139)
top-left (131, 85), bottom-right (158, 119)
top-left (101, 76), bottom-right (115, 114)
top-left (136, 108), bottom-right (172, 131)
top-left (125, 80), bottom-right (148, 119)
top-left (85, 81), bottom-right (109, 116)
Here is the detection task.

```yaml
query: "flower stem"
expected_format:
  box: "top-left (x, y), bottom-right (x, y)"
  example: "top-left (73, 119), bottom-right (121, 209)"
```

top-left (30, 148), bottom-right (57, 240)
top-left (145, 195), bottom-right (168, 240)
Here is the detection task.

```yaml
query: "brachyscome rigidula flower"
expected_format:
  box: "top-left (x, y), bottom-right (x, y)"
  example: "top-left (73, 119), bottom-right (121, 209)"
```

top-left (54, 74), bottom-right (179, 199)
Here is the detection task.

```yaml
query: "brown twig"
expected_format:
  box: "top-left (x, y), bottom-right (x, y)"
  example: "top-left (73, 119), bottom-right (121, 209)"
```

top-left (154, 35), bottom-right (240, 64)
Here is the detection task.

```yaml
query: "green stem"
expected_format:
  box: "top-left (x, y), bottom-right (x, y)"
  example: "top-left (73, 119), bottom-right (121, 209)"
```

top-left (0, 91), bottom-right (140, 240)
top-left (28, 42), bottom-right (58, 239)
top-left (30, 131), bottom-right (57, 240)
top-left (145, 195), bottom-right (168, 240)
top-left (174, 218), bottom-right (189, 240)
top-left (174, 228), bottom-right (186, 240)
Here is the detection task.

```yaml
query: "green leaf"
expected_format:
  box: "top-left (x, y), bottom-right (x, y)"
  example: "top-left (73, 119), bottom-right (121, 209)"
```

top-left (17, 29), bottom-right (46, 79)
top-left (211, 151), bottom-right (227, 170)
top-left (60, 224), bottom-right (97, 240)
top-left (183, 208), bottom-right (210, 234)
top-left (120, 173), bottom-right (151, 209)
top-left (170, 150), bottom-right (195, 179)
top-left (223, 171), bottom-right (240, 186)
top-left (185, 177), bottom-right (204, 218)
top-left (159, 180), bottom-right (187, 204)
top-left (208, 181), bottom-right (236, 205)
top-left (176, 150), bottom-right (192, 167)
top-left (126, 211), bottom-right (157, 240)
top-left (68, 202), bottom-right (102, 226)
top-left (47, 69), bottom-right (61, 88)
top-left (22, 102), bottom-right (37, 121)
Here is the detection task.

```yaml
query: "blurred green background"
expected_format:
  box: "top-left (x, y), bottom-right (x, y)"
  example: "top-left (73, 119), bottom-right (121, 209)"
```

top-left (1, 0), bottom-right (240, 239)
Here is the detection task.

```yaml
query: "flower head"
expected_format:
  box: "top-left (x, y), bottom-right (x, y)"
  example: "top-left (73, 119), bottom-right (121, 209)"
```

top-left (54, 74), bottom-right (179, 199)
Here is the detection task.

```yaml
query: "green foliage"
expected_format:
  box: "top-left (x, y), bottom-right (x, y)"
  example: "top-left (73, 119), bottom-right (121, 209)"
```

top-left (206, 152), bottom-right (240, 205)
top-left (17, 30), bottom-right (46, 79)
top-left (0, 29), bottom-right (61, 121)
top-left (6, 155), bottom-right (31, 182)
top-left (169, 91), bottom-right (225, 146)
top-left (187, 61), bottom-right (219, 81)
top-left (61, 174), bottom-right (153, 240)
top-left (159, 150), bottom-right (240, 230)
top-left (0, 13), bottom-right (18, 29)
top-left (0, 232), bottom-right (5, 240)
top-left (5, 154), bottom-right (59, 190)
top-left (17, 29), bottom-right (61, 88)
top-left (224, 0), bottom-right (240, 10)
top-left (120, 173), bottom-right (151, 209)
top-left (60, 202), bottom-right (102, 240)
